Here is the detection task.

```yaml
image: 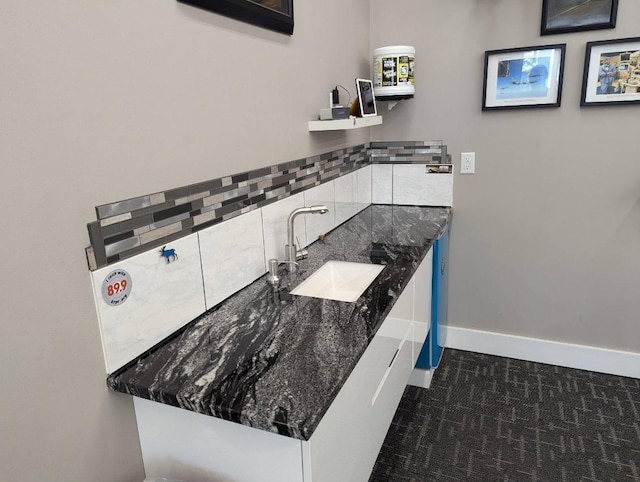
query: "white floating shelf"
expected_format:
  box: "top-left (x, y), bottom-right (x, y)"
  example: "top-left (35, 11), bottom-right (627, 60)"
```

top-left (308, 116), bottom-right (383, 132)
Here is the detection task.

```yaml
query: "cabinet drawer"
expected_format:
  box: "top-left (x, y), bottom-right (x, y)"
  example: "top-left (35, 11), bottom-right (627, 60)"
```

top-left (371, 323), bottom-right (413, 406)
top-left (305, 321), bottom-right (415, 482)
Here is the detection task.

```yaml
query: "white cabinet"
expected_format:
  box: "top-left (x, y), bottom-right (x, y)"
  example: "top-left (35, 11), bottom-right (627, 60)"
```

top-left (302, 248), bottom-right (433, 481)
top-left (384, 248), bottom-right (433, 358)
top-left (303, 315), bottom-right (414, 481)
top-left (134, 396), bottom-right (305, 482)
top-left (133, 250), bottom-right (435, 482)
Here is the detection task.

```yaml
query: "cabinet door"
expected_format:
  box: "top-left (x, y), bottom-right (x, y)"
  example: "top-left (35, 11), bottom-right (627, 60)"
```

top-left (304, 247), bottom-right (435, 481)
top-left (134, 397), bottom-right (305, 482)
top-left (305, 319), bottom-right (414, 482)
top-left (412, 249), bottom-right (433, 358)
top-left (382, 248), bottom-right (432, 365)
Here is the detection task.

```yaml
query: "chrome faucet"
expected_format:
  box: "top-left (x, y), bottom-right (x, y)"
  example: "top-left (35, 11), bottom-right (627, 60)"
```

top-left (285, 205), bottom-right (329, 272)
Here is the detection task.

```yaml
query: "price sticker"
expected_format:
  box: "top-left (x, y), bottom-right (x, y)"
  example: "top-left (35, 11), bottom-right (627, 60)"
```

top-left (101, 269), bottom-right (132, 306)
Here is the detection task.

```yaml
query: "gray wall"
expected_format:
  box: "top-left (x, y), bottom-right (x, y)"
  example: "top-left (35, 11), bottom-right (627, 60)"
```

top-left (371, 0), bottom-right (640, 353)
top-left (1, 0), bottom-right (370, 479)
top-left (3, 0), bottom-right (639, 479)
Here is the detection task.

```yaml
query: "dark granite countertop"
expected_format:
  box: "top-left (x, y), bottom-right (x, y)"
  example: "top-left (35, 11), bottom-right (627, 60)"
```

top-left (107, 204), bottom-right (451, 440)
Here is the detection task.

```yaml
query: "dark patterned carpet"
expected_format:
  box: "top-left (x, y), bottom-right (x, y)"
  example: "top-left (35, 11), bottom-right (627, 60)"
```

top-left (370, 349), bottom-right (640, 482)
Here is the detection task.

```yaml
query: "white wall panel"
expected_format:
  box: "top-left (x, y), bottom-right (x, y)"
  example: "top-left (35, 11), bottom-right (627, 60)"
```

top-left (372, 164), bottom-right (392, 204)
top-left (90, 234), bottom-right (205, 373)
top-left (199, 209), bottom-right (266, 310)
top-left (303, 181), bottom-right (336, 246)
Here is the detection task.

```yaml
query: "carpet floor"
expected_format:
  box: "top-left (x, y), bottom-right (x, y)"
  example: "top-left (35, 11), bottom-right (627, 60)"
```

top-left (369, 349), bottom-right (640, 482)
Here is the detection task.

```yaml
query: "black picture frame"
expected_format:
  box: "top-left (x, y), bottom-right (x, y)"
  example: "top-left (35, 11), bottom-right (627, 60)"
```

top-left (581, 37), bottom-right (640, 107)
top-left (541, 0), bottom-right (617, 35)
top-left (482, 44), bottom-right (566, 111)
top-left (178, 0), bottom-right (294, 35)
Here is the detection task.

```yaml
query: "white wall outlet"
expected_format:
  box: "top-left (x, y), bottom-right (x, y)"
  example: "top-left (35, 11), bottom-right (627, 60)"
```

top-left (460, 152), bottom-right (475, 174)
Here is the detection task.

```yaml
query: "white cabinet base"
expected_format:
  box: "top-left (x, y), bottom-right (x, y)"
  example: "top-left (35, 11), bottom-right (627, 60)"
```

top-left (131, 249), bottom-right (437, 482)
top-left (134, 397), bottom-right (304, 482)
top-left (133, 319), bottom-right (419, 482)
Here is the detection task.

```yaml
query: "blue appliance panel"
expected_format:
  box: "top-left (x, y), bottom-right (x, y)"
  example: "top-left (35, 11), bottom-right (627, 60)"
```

top-left (430, 225), bottom-right (449, 368)
top-left (415, 225), bottom-right (449, 369)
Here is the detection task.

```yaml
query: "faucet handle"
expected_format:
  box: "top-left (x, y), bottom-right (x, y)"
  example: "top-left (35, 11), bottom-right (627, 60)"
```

top-left (295, 236), bottom-right (309, 260)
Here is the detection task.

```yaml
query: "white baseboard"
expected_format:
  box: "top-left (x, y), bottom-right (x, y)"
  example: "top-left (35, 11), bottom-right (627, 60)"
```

top-left (445, 326), bottom-right (640, 379)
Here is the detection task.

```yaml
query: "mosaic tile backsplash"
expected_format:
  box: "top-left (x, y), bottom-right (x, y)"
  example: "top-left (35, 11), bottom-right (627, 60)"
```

top-left (86, 141), bottom-right (449, 271)
top-left (369, 141), bottom-right (448, 165)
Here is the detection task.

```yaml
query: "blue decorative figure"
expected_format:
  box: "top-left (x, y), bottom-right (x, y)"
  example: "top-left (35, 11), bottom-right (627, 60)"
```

top-left (160, 245), bottom-right (178, 263)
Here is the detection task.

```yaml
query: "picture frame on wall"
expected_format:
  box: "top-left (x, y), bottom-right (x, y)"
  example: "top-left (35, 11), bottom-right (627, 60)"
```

top-left (178, 0), bottom-right (294, 35)
top-left (581, 37), bottom-right (640, 107)
top-left (541, 0), bottom-right (618, 35)
top-left (482, 44), bottom-right (566, 111)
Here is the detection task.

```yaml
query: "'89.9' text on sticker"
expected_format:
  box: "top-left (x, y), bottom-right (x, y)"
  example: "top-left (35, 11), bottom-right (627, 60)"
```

top-left (101, 269), bottom-right (132, 306)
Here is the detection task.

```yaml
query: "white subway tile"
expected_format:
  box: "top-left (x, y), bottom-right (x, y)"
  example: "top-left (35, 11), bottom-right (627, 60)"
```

top-left (356, 165), bottom-right (372, 213)
top-left (90, 234), bottom-right (205, 373)
top-left (372, 165), bottom-right (393, 204)
top-left (335, 172), bottom-right (358, 226)
top-left (392, 165), bottom-right (453, 206)
top-left (198, 209), bottom-right (266, 310)
top-left (303, 182), bottom-right (336, 245)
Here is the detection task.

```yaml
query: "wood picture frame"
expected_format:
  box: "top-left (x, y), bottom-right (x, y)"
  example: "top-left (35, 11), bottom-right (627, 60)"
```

top-left (581, 37), bottom-right (640, 107)
top-left (541, 0), bottom-right (618, 35)
top-left (482, 44), bottom-right (566, 111)
top-left (178, 0), bottom-right (294, 35)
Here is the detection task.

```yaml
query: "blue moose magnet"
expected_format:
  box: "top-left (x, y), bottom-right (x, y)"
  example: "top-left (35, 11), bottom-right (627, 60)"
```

top-left (160, 245), bottom-right (178, 263)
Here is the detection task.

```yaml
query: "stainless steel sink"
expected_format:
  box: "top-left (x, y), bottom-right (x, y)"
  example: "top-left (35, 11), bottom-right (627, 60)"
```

top-left (290, 260), bottom-right (385, 302)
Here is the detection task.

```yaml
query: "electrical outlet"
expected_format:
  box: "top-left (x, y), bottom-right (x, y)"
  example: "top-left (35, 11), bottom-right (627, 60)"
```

top-left (461, 152), bottom-right (475, 174)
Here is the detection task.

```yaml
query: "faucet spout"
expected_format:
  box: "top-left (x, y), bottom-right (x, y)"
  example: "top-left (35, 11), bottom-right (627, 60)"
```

top-left (285, 205), bottom-right (329, 272)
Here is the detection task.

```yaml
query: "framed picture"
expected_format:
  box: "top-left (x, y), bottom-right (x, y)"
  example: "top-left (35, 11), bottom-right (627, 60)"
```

top-left (178, 0), bottom-right (294, 35)
top-left (581, 37), bottom-right (640, 107)
top-left (482, 44), bottom-right (566, 111)
top-left (541, 0), bottom-right (617, 35)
